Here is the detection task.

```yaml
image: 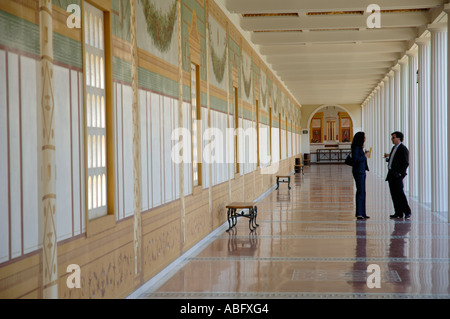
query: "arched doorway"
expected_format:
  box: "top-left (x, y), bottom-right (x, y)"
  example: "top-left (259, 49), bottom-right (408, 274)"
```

top-left (307, 105), bottom-right (354, 163)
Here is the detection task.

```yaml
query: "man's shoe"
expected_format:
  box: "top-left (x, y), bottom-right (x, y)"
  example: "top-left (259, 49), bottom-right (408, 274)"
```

top-left (356, 216), bottom-right (365, 220)
top-left (404, 214), bottom-right (411, 219)
top-left (364, 216), bottom-right (370, 219)
top-left (390, 214), bottom-right (403, 218)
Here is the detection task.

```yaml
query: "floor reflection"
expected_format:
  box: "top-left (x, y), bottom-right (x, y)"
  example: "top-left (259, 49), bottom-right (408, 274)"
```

top-left (137, 165), bottom-right (450, 299)
top-left (388, 221), bottom-right (412, 290)
top-left (227, 230), bottom-right (258, 257)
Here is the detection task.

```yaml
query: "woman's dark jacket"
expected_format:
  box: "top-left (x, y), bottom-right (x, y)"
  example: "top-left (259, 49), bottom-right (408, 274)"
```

top-left (352, 147), bottom-right (369, 174)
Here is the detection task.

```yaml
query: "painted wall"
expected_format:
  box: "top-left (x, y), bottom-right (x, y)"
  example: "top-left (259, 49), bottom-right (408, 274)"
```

top-left (0, 0), bottom-right (301, 298)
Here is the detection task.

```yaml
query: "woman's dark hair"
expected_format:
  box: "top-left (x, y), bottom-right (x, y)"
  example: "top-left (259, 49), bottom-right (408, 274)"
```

top-left (351, 132), bottom-right (365, 151)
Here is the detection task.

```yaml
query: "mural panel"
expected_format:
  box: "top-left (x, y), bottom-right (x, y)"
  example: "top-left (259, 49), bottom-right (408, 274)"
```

top-left (208, 14), bottom-right (226, 91)
top-left (136, 0), bottom-right (179, 66)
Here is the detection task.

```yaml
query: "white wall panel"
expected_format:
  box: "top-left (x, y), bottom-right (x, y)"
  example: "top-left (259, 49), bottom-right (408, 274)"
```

top-left (163, 96), bottom-right (173, 202)
top-left (54, 65), bottom-right (73, 241)
top-left (71, 70), bottom-right (82, 236)
top-left (80, 73), bottom-right (86, 233)
top-left (173, 100), bottom-right (180, 200)
top-left (145, 92), bottom-right (153, 207)
top-left (8, 52), bottom-right (21, 259)
top-left (114, 82), bottom-right (124, 220)
top-left (151, 93), bottom-right (162, 207)
top-left (0, 49), bottom-right (9, 263)
top-left (122, 85), bottom-right (134, 218)
top-left (202, 107), bottom-right (209, 188)
top-left (20, 56), bottom-right (39, 252)
top-left (139, 90), bottom-right (149, 210)
top-left (183, 102), bottom-right (192, 196)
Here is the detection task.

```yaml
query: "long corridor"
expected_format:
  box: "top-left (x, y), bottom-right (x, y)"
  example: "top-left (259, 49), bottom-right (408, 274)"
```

top-left (133, 165), bottom-right (450, 299)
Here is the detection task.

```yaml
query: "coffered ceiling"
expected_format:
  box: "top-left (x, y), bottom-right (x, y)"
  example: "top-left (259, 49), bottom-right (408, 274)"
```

top-left (216, 0), bottom-right (448, 106)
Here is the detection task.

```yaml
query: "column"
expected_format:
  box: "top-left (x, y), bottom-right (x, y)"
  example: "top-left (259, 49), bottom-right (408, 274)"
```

top-left (388, 71), bottom-right (395, 135)
top-left (130, 0), bottom-right (143, 277)
top-left (399, 57), bottom-right (409, 144)
top-left (393, 64), bottom-right (401, 130)
top-left (362, 102), bottom-right (365, 132)
top-left (177, 0), bottom-right (186, 242)
top-left (407, 49), bottom-right (419, 198)
top-left (383, 76), bottom-right (390, 178)
top-left (446, 5), bottom-right (450, 223)
top-left (373, 88), bottom-right (379, 175)
top-left (377, 85), bottom-right (383, 176)
top-left (39, 0), bottom-right (58, 298)
top-left (379, 82), bottom-right (385, 177)
top-left (429, 23), bottom-right (448, 213)
top-left (416, 37), bottom-right (431, 203)
top-left (367, 94), bottom-right (372, 169)
top-left (399, 57), bottom-right (409, 192)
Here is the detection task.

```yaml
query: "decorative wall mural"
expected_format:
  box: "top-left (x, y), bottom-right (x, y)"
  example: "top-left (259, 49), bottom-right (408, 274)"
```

top-left (241, 51), bottom-right (252, 103)
top-left (112, 0), bottom-right (131, 41)
top-left (272, 83), bottom-right (279, 115)
top-left (139, 0), bottom-right (176, 52)
top-left (260, 70), bottom-right (268, 110)
top-left (208, 15), bottom-right (227, 90)
top-left (136, 0), bottom-right (178, 66)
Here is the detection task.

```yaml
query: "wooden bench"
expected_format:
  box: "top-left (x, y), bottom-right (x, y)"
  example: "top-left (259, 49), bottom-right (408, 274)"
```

top-left (225, 202), bottom-right (259, 232)
top-left (276, 175), bottom-right (291, 190)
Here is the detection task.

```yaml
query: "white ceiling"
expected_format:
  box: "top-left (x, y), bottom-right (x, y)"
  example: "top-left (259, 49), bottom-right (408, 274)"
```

top-left (217, 0), bottom-right (448, 106)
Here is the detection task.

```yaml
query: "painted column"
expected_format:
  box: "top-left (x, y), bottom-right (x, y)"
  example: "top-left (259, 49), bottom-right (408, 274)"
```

top-left (416, 37), bottom-right (431, 203)
top-left (429, 23), bottom-right (448, 213)
top-left (130, 0), bottom-right (142, 277)
top-left (39, 0), bottom-right (57, 299)
top-left (399, 57), bottom-right (409, 192)
top-left (177, 0), bottom-right (186, 242)
top-left (406, 49), bottom-right (419, 198)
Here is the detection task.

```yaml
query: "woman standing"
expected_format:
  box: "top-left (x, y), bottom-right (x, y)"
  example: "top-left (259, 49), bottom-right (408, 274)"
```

top-left (351, 132), bottom-right (371, 220)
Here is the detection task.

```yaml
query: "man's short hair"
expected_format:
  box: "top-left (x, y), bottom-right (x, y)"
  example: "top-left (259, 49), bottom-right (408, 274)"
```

top-left (392, 131), bottom-right (404, 142)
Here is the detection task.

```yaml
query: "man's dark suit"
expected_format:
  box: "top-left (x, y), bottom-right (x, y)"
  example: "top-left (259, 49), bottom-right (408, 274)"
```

top-left (385, 143), bottom-right (411, 217)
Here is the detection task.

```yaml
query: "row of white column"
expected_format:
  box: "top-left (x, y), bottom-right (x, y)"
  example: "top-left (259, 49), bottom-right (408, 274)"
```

top-left (362, 19), bottom-right (449, 220)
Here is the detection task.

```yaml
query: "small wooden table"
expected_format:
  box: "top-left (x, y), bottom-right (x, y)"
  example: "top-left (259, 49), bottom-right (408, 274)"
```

top-left (225, 202), bottom-right (259, 232)
top-left (276, 175), bottom-right (291, 190)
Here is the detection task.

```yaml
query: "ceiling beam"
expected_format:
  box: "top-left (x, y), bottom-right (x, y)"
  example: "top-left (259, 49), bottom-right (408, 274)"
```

top-left (278, 68), bottom-right (389, 77)
top-left (273, 61), bottom-right (394, 71)
top-left (224, 0), bottom-right (444, 14)
top-left (267, 52), bottom-right (401, 64)
top-left (284, 79), bottom-right (379, 85)
top-left (280, 73), bottom-right (385, 81)
top-left (259, 42), bottom-right (408, 55)
top-left (240, 12), bottom-right (430, 31)
top-left (251, 28), bottom-right (418, 45)
top-left (290, 83), bottom-right (374, 92)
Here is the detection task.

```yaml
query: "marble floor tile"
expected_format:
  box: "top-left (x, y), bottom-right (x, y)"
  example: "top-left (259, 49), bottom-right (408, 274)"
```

top-left (136, 165), bottom-right (450, 299)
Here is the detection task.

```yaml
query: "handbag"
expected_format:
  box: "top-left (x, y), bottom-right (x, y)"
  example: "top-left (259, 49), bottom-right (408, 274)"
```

top-left (345, 154), bottom-right (353, 166)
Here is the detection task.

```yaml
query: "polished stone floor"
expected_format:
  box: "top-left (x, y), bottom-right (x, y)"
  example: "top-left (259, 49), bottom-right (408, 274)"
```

top-left (135, 165), bottom-right (450, 299)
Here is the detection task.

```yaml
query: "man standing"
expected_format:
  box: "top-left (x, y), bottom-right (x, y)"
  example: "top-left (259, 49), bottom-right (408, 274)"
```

top-left (384, 131), bottom-right (411, 219)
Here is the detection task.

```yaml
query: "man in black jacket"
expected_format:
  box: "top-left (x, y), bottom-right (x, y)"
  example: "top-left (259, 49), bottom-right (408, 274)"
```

top-left (384, 131), bottom-right (411, 219)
